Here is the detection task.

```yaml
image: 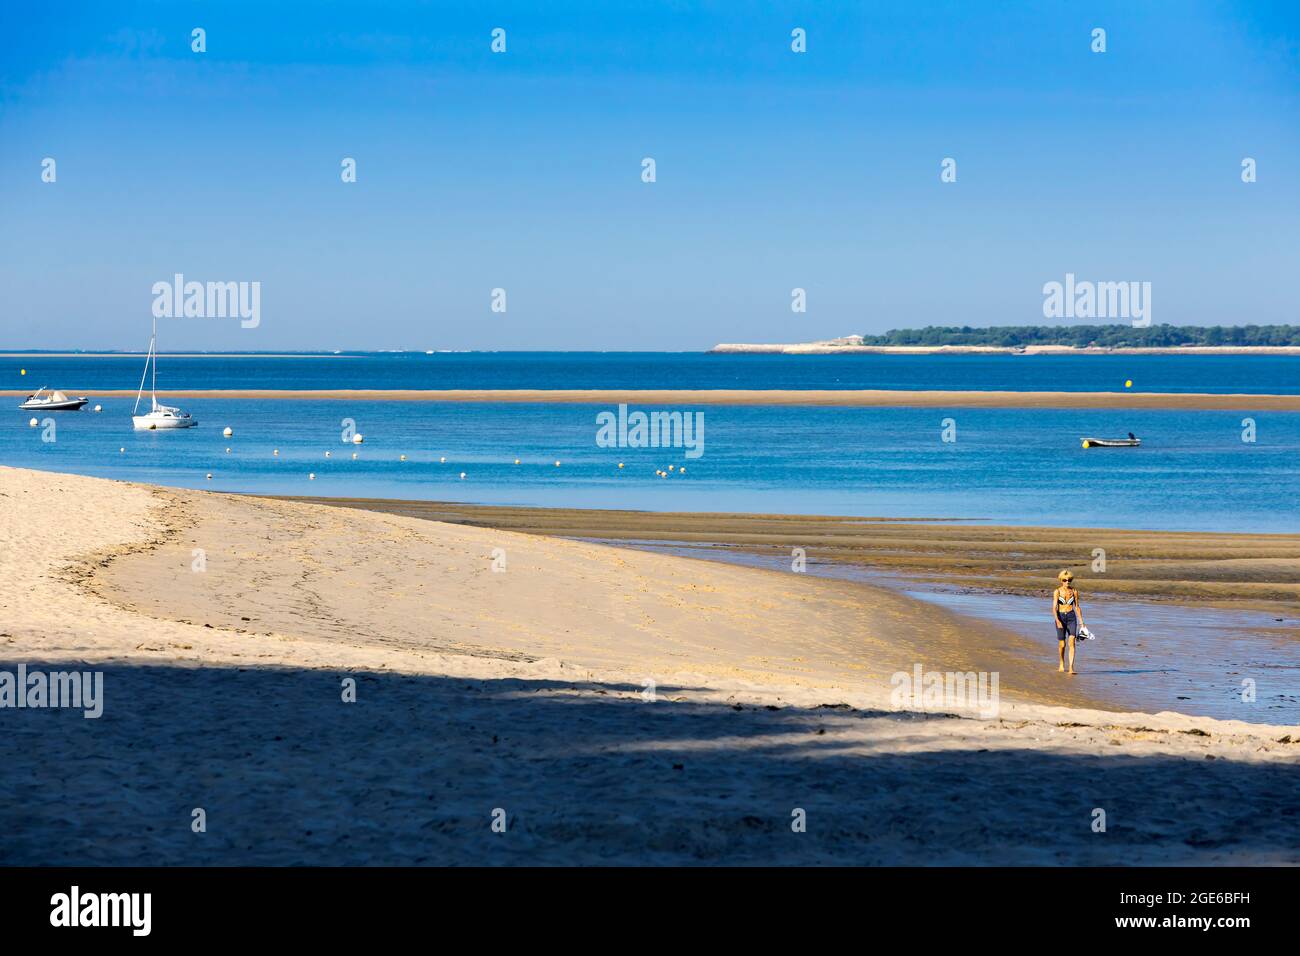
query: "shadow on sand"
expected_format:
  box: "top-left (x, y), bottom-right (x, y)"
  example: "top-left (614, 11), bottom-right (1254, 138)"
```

top-left (3, 661), bottom-right (1296, 865)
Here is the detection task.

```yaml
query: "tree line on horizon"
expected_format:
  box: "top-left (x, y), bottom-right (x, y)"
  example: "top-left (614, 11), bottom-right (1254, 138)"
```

top-left (856, 324), bottom-right (1300, 347)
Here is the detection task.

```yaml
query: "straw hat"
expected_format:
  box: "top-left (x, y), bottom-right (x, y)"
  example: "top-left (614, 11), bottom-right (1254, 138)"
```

top-left (1058, 570), bottom-right (1075, 582)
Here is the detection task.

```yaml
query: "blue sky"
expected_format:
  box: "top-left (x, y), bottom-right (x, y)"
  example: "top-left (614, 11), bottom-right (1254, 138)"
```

top-left (1, 1), bottom-right (1297, 350)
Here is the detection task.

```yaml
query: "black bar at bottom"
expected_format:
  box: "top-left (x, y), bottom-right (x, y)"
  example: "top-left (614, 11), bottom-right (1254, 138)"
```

top-left (0, 866), bottom-right (1286, 940)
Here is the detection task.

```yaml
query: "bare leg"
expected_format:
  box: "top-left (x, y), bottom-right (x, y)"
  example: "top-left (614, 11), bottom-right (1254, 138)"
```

top-left (1068, 635), bottom-right (1077, 674)
top-left (1058, 640), bottom-right (1066, 672)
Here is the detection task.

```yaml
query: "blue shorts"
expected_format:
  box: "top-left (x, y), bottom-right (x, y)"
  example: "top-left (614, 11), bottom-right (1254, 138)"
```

top-left (1056, 611), bottom-right (1078, 642)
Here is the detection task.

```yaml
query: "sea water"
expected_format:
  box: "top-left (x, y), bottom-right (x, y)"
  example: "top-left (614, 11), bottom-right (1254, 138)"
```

top-left (3, 393), bottom-right (1298, 532)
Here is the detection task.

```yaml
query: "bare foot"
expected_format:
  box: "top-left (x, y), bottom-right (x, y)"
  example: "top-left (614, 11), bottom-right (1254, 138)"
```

top-left (1058, 664), bottom-right (1065, 672)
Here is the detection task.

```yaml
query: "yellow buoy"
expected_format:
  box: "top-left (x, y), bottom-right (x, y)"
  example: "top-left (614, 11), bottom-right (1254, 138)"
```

top-left (514, 458), bottom-right (521, 465)
top-left (618, 462), bottom-right (624, 469)
top-left (1125, 380), bottom-right (1132, 388)
top-left (1081, 440), bottom-right (1091, 449)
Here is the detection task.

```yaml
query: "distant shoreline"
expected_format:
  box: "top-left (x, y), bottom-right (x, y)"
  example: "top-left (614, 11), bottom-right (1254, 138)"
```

top-left (6, 387), bottom-right (1299, 410)
top-left (710, 342), bottom-right (1300, 355)
top-left (7, 345), bottom-right (1300, 357)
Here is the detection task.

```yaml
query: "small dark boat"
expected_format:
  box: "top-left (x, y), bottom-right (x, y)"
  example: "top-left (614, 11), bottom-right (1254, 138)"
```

top-left (1081, 432), bottom-right (1141, 449)
top-left (18, 387), bottom-right (89, 411)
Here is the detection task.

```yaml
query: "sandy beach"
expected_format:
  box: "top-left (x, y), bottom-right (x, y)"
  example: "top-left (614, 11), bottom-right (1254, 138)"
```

top-left (2, 465), bottom-right (1296, 865)
top-left (4, 387), bottom-right (1300, 410)
top-left (711, 342), bottom-right (1300, 356)
top-left (286, 500), bottom-right (1300, 611)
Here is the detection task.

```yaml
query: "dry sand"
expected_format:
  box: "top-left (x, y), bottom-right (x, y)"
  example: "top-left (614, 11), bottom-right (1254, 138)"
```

top-left (4, 387), bottom-right (1300, 410)
top-left (2, 466), bottom-right (1296, 865)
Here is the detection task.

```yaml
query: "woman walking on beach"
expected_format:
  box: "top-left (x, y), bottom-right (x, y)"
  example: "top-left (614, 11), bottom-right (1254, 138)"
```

top-left (1053, 570), bottom-right (1085, 675)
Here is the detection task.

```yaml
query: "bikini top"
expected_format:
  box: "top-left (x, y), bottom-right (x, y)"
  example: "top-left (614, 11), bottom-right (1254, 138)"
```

top-left (1057, 588), bottom-right (1077, 612)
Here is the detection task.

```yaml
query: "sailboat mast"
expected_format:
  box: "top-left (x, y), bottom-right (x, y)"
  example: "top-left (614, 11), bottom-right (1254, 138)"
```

top-left (133, 319), bottom-right (157, 416)
top-left (151, 315), bottom-right (157, 402)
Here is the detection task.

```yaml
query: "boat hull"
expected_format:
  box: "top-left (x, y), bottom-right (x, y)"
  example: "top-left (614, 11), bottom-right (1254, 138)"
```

top-left (133, 415), bottom-right (198, 430)
top-left (1081, 438), bottom-right (1141, 448)
top-left (18, 399), bottom-right (89, 411)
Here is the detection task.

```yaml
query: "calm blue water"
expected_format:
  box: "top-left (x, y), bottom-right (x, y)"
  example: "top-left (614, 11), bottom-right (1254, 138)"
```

top-left (5, 351), bottom-right (1299, 394)
top-left (4, 394), bottom-right (1299, 532)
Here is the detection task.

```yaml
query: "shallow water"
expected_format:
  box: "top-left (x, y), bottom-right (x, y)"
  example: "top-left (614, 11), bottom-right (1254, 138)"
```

top-left (4, 398), bottom-right (1299, 532)
top-left (599, 541), bottom-right (1300, 726)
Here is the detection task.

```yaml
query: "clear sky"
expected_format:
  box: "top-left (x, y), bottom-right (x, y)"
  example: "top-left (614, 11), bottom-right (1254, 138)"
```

top-left (1, 1), bottom-right (1297, 351)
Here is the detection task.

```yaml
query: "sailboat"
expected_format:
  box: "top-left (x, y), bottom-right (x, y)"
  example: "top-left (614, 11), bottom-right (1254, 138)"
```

top-left (132, 317), bottom-right (197, 430)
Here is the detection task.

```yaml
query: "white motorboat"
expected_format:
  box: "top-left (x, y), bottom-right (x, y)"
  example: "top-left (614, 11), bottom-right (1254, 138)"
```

top-left (132, 318), bottom-right (197, 430)
top-left (1081, 433), bottom-right (1141, 448)
top-left (19, 387), bottom-right (89, 411)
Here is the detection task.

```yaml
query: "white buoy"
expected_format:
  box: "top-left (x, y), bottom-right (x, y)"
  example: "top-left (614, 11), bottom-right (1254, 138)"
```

top-left (618, 462), bottom-right (624, 469)
top-left (119, 447), bottom-right (125, 454)
top-left (309, 472), bottom-right (316, 480)
top-left (28, 417), bottom-right (38, 427)
top-left (325, 451), bottom-right (331, 458)
top-left (225, 447), bottom-right (231, 453)
top-left (668, 465), bottom-right (675, 471)
top-left (353, 433), bottom-right (364, 444)
top-left (400, 454), bottom-right (407, 462)
top-left (223, 427), bottom-right (233, 438)
top-left (440, 456), bottom-right (446, 463)
top-left (206, 473), bottom-right (212, 480)
top-left (93, 404), bottom-right (102, 413)
top-left (459, 472), bottom-right (466, 480)
top-left (554, 460), bottom-right (561, 467)
top-left (514, 459), bottom-right (521, 465)
top-left (351, 452), bottom-right (358, 460)
top-left (679, 467), bottom-right (686, 474)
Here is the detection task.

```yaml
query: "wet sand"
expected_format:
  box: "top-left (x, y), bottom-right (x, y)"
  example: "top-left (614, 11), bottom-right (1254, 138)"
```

top-left (4, 387), bottom-right (1300, 410)
top-left (276, 498), bottom-right (1300, 612)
